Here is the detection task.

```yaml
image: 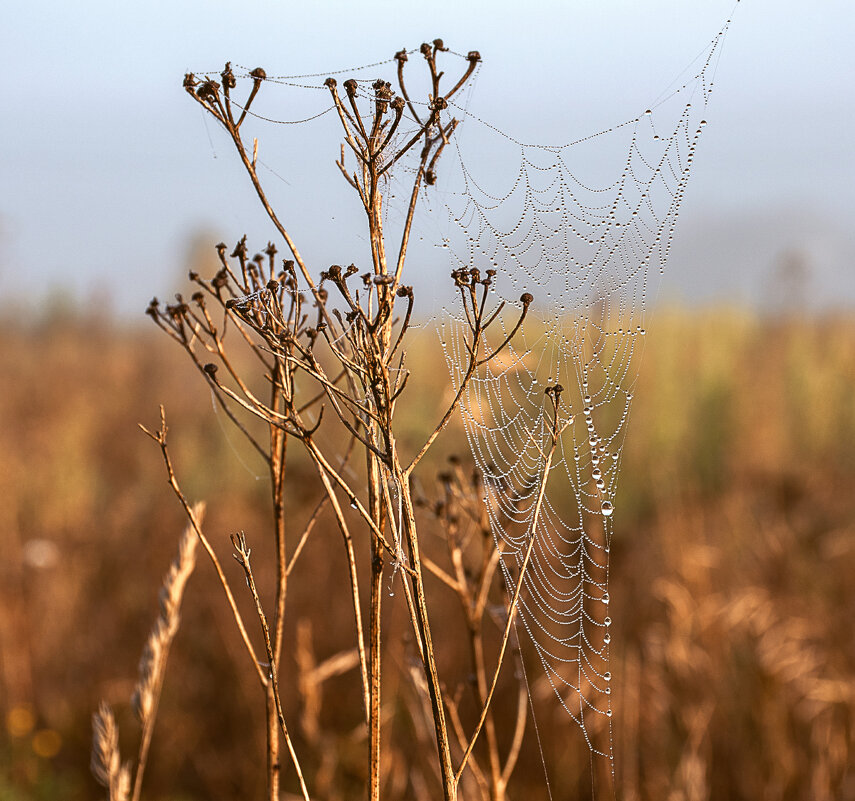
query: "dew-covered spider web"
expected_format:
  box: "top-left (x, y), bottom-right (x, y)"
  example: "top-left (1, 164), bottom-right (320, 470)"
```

top-left (188, 8), bottom-right (734, 784)
top-left (429, 16), bottom-right (733, 775)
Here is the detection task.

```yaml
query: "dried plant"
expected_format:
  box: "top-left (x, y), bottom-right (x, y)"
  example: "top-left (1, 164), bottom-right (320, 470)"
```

top-left (105, 41), bottom-right (564, 801)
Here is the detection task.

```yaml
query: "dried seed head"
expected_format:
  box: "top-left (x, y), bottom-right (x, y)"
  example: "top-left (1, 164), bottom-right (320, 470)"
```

top-left (231, 237), bottom-right (247, 259)
top-left (212, 269), bottom-right (228, 290)
top-left (183, 73), bottom-right (198, 91)
top-left (433, 38), bottom-right (447, 51)
top-left (394, 49), bottom-right (408, 63)
top-left (373, 80), bottom-right (392, 113)
top-left (197, 80), bottom-right (220, 102)
top-left (249, 67), bottom-right (267, 81)
top-left (324, 77), bottom-right (337, 88)
top-left (520, 292), bottom-right (534, 306)
top-left (203, 363), bottom-right (218, 376)
top-left (467, 51), bottom-right (482, 63)
top-left (91, 702), bottom-right (121, 790)
top-left (343, 79), bottom-right (358, 98)
top-left (221, 62), bottom-right (236, 89)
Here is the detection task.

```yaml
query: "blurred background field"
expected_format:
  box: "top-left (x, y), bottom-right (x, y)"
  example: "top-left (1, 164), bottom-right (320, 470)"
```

top-left (0, 303), bottom-right (853, 800)
top-left (3, 2), bottom-right (855, 798)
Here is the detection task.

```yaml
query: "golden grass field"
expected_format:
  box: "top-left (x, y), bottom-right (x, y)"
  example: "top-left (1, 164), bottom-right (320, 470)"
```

top-left (1, 306), bottom-right (853, 800)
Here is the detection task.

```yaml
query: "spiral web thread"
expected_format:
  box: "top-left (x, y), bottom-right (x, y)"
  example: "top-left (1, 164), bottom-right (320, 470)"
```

top-left (434, 19), bottom-right (732, 766)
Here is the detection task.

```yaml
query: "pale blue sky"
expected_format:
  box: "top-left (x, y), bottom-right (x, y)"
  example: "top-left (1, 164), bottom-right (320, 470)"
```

top-left (2, 0), bottom-right (853, 315)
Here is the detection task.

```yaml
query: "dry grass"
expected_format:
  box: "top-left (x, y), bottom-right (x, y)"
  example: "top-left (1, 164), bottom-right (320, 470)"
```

top-left (0, 307), bottom-right (854, 799)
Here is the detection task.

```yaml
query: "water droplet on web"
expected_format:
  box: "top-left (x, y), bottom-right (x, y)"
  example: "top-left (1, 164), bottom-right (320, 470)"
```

top-left (604, 672), bottom-right (612, 682)
top-left (606, 708), bottom-right (613, 717)
top-left (611, 452), bottom-right (619, 461)
top-left (592, 468), bottom-right (602, 480)
top-left (602, 593), bottom-right (610, 604)
top-left (604, 633), bottom-right (611, 645)
top-left (601, 500), bottom-right (614, 517)
top-left (350, 498), bottom-right (358, 509)
top-left (604, 616), bottom-right (612, 627)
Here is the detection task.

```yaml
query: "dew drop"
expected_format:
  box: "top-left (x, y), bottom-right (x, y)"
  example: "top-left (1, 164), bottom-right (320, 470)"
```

top-left (606, 708), bottom-right (613, 717)
top-left (604, 633), bottom-right (611, 645)
top-left (604, 616), bottom-right (612, 627)
top-left (601, 500), bottom-right (614, 517)
top-left (604, 672), bottom-right (612, 682)
top-left (592, 468), bottom-right (602, 480)
top-left (602, 593), bottom-right (610, 604)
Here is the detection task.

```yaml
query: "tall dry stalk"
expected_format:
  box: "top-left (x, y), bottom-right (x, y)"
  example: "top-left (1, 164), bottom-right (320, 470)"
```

top-left (97, 42), bottom-right (561, 801)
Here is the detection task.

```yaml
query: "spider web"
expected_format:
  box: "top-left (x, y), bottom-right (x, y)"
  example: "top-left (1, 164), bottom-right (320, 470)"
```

top-left (431, 16), bottom-right (733, 770)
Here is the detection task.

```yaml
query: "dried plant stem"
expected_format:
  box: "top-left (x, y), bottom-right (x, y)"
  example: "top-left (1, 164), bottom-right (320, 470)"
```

top-left (231, 531), bottom-right (310, 801)
top-left (366, 456), bottom-right (385, 801)
top-left (455, 392), bottom-right (565, 784)
top-left (397, 477), bottom-right (456, 798)
top-left (312, 458), bottom-right (371, 722)
top-left (140, 408), bottom-right (267, 686)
